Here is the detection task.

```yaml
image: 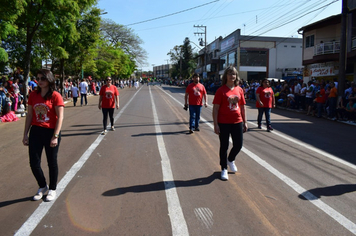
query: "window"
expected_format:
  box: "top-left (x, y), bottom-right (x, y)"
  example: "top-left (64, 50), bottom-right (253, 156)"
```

top-left (291, 45), bottom-right (296, 48)
top-left (240, 49), bottom-right (267, 66)
top-left (306, 35), bottom-right (315, 48)
top-left (220, 54), bottom-right (227, 70)
top-left (228, 52), bottom-right (235, 67)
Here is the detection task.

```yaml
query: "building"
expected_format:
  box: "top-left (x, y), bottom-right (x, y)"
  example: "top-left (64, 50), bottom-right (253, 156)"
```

top-left (195, 29), bottom-right (303, 82)
top-left (298, 7), bottom-right (356, 83)
top-left (153, 64), bottom-right (172, 80)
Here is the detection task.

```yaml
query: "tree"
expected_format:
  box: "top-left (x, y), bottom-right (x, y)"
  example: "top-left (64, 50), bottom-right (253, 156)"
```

top-left (0, 0), bottom-right (26, 70)
top-left (100, 19), bottom-right (148, 67)
top-left (94, 39), bottom-right (136, 79)
top-left (168, 37), bottom-right (197, 80)
top-left (12, 0), bottom-right (97, 105)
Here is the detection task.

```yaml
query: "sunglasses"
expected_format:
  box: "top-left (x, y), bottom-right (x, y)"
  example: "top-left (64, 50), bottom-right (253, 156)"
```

top-left (37, 77), bottom-right (47, 81)
top-left (106, 79), bottom-right (112, 82)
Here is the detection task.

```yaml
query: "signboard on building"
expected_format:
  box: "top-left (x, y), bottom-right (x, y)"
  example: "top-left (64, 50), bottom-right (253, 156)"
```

top-left (221, 36), bottom-right (235, 53)
top-left (310, 67), bottom-right (334, 76)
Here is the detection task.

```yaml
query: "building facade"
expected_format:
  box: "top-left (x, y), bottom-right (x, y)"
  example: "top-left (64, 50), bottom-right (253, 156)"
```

top-left (298, 7), bottom-right (356, 83)
top-left (153, 64), bottom-right (172, 80)
top-left (195, 29), bottom-right (303, 82)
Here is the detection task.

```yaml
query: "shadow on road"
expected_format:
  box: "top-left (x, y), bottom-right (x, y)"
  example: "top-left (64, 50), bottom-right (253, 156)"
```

top-left (298, 184), bottom-right (356, 200)
top-left (132, 130), bottom-right (189, 137)
top-left (102, 172), bottom-right (220, 196)
top-left (0, 197), bottom-right (33, 208)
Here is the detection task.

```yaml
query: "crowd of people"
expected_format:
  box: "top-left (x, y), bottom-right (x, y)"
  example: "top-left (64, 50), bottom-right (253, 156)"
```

top-left (242, 78), bottom-right (356, 123)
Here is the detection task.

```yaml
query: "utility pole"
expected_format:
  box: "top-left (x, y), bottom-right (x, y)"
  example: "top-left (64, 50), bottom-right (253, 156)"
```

top-left (338, 0), bottom-right (348, 102)
top-left (194, 25), bottom-right (207, 79)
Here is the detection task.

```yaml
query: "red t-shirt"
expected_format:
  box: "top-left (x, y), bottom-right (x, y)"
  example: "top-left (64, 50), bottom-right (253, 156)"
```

top-left (256, 86), bottom-right (274, 108)
top-left (185, 82), bottom-right (206, 106)
top-left (99, 85), bottom-right (119, 108)
top-left (213, 85), bottom-right (246, 124)
top-left (28, 91), bottom-right (64, 129)
top-left (315, 88), bottom-right (326, 103)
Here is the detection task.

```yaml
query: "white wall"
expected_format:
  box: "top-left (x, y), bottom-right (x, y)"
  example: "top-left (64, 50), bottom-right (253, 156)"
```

top-left (275, 42), bottom-right (303, 73)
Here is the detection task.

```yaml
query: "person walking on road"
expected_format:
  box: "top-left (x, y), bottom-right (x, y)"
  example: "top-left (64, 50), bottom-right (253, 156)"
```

top-left (184, 73), bottom-right (207, 133)
top-left (22, 69), bottom-right (64, 201)
top-left (79, 78), bottom-right (88, 106)
top-left (212, 66), bottom-right (248, 180)
top-left (98, 77), bottom-right (119, 134)
top-left (256, 79), bottom-right (275, 132)
top-left (71, 82), bottom-right (79, 106)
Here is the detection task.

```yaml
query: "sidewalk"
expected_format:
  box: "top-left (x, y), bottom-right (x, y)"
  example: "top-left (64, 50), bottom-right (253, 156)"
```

top-left (276, 103), bottom-right (356, 127)
top-left (245, 99), bottom-right (356, 127)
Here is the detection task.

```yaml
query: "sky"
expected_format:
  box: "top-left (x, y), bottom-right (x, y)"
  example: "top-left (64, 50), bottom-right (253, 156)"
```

top-left (97, 0), bottom-right (342, 72)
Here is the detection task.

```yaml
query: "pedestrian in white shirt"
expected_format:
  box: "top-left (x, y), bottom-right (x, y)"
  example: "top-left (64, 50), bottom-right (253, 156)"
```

top-left (71, 83), bottom-right (79, 106)
top-left (79, 78), bottom-right (88, 106)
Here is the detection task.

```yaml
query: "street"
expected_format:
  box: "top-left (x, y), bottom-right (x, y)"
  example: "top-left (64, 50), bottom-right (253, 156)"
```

top-left (0, 84), bottom-right (355, 236)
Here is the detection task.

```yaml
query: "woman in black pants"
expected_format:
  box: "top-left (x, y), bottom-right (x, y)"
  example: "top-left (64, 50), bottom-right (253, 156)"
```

top-left (212, 66), bottom-right (248, 180)
top-left (98, 77), bottom-right (119, 134)
top-left (23, 69), bottom-right (64, 201)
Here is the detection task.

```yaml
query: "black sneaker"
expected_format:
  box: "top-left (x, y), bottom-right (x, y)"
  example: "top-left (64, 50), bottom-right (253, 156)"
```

top-left (194, 128), bottom-right (200, 131)
top-left (267, 125), bottom-right (274, 131)
top-left (189, 130), bottom-right (194, 134)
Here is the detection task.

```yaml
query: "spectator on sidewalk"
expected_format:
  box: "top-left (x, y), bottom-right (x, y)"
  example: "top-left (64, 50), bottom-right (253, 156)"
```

top-left (28, 76), bottom-right (38, 93)
top-left (345, 99), bottom-right (356, 122)
top-left (306, 81), bottom-right (315, 115)
top-left (0, 102), bottom-right (19, 123)
top-left (293, 80), bottom-right (301, 109)
top-left (328, 81), bottom-right (338, 120)
top-left (313, 83), bottom-right (326, 118)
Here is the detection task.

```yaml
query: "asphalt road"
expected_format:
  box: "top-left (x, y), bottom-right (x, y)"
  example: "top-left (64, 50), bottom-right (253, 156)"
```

top-left (0, 84), bottom-right (355, 236)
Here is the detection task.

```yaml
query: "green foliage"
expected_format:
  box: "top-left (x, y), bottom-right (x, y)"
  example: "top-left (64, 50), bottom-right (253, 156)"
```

top-left (168, 38), bottom-right (197, 80)
top-left (1, 0), bottom-right (142, 83)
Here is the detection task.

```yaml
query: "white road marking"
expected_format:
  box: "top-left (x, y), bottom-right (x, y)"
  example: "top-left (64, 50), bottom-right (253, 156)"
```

top-left (15, 87), bottom-right (143, 236)
top-left (149, 87), bottom-right (189, 236)
top-left (194, 208), bottom-right (213, 230)
top-left (160, 86), bottom-right (356, 235)
top-left (247, 122), bottom-right (356, 171)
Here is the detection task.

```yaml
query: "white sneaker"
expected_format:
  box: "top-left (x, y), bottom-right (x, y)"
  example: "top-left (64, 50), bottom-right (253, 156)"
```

top-left (33, 185), bottom-right (48, 201)
top-left (102, 130), bottom-right (107, 135)
top-left (228, 160), bottom-right (238, 172)
top-left (221, 169), bottom-right (228, 180)
top-left (111, 126), bottom-right (115, 131)
top-left (45, 190), bottom-right (57, 201)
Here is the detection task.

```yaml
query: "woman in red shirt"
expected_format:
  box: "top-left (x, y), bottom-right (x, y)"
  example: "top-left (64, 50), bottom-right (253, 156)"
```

top-left (212, 66), bottom-right (248, 180)
top-left (98, 77), bottom-right (119, 134)
top-left (256, 79), bottom-right (275, 131)
top-left (22, 69), bottom-right (64, 202)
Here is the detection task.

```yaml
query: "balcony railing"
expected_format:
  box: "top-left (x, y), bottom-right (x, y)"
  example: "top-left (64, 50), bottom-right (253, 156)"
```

top-left (314, 41), bottom-right (340, 55)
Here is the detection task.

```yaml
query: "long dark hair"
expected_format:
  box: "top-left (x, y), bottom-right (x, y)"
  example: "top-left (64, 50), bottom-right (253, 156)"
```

top-left (221, 66), bottom-right (240, 86)
top-left (36, 69), bottom-right (56, 100)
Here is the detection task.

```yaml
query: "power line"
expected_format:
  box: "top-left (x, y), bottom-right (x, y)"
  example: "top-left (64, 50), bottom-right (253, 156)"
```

top-left (125, 0), bottom-right (220, 26)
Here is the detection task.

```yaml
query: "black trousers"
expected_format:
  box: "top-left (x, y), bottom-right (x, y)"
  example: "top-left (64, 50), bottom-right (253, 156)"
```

top-left (102, 108), bottom-right (114, 130)
top-left (29, 125), bottom-right (61, 190)
top-left (218, 122), bottom-right (243, 170)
